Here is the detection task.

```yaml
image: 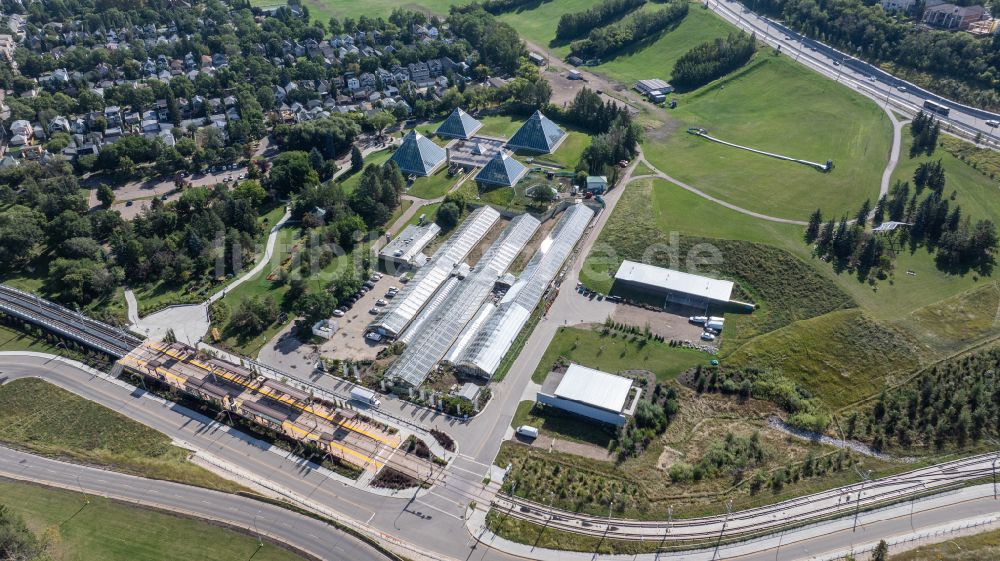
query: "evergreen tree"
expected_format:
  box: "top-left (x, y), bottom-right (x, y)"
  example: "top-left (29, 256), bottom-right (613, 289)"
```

top-left (855, 199), bottom-right (871, 228)
top-left (870, 540), bottom-right (888, 561)
top-left (805, 208), bottom-right (823, 243)
top-left (350, 145), bottom-right (363, 172)
top-left (873, 194), bottom-right (887, 226)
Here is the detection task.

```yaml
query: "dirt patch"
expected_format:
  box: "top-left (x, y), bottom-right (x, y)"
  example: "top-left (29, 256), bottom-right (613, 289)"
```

top-left (657, 445), bottom-right (683, 470)
top-left (530, 434), bottom-right (613, 462)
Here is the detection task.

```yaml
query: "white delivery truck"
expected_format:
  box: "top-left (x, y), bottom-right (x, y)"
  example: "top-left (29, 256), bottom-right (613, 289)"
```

top-left (350, 386), bottom-right (381, 408)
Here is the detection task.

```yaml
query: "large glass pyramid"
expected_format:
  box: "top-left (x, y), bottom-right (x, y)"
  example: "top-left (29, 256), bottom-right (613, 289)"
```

top-left (435, 108), bottom-right (483, 139)
top-left (475, 151), bottom-right (528, 187)
top-left (506, 110), bottom-right (566, 154)
top-left (389, 130), bottom-right (447, 176)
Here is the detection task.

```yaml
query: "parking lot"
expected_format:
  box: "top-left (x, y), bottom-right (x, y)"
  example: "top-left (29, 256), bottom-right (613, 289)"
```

top-left (316, 271), bottom-right (405, 361)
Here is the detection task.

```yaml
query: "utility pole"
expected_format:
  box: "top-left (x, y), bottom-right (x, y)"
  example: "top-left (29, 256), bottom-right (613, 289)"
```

top-left (852, 467), bottom-right (872, 532)
top-left (988, 438), bottom-right (1000, 499)
top-left (712, 499), bottom-right (733, 560)
top-left (77, 474), bottom-right (90, 505)
top-left (252, 509), bottom-right (263, 548)
top-left (656, 504), bottom-right (673, 559)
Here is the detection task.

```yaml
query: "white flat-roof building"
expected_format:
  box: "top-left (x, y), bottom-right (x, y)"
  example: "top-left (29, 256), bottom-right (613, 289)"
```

top-left (379, 223), bottom-right (440, 267)
top-left (537, 364), bottom-right (637, 426)
top-left (614, 260), bottom-right (734, 309)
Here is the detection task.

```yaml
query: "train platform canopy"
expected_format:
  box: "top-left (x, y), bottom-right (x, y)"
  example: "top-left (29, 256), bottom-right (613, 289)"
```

top-left (475, 151), bottom-right (528, 187)
top-left (506, 110), bottom-right (566, 154)
top-left (435, 108), bottom-right (483, 139)
top-left (390, 130), bottom-right (447, 176)
top-left (614, 260), bottom-right (734, 307)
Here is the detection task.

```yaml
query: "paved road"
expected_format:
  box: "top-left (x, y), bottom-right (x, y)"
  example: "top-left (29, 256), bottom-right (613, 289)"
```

top-left (0, 446), bottom-right (386, 561)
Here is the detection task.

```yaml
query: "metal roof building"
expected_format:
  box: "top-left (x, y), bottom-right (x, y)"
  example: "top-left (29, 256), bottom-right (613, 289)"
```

top-left (369, 206), bottom-right (500, 337)
top-left (379, 223), bottom-right (440, 267)
top-left (435, 108), bottom-right (483, 139)
top-left (387, 214), bottom-right (540, 387)
top-left (613, 260), bottom-right (734, 308)
top-left (449, 204), bottom-right (595, 379)
top-left (389, 130), bottom-right (447, 176)
top-left (475, 151), bottom-right (528, 188)
top-left (506, 110), bottom-right (567, 154)
top-left (537, 364), bottom-right (635, 426)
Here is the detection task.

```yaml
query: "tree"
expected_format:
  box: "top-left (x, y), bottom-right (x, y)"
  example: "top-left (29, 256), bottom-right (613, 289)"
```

top-left (436, 202), bottom-right (461, 230)
top-left (96, 184), bottom-right (115, 208)
top-left (870, 540), bottom-right (888, 561)
top-left (805, 208), bottom-right (822, 242)
top-left (0, 206), bottom-right (44, 269)
top-left (268, 151), bottom-right (319, 197)
top-left (230, 296), bottom-right (278, 337)
top-left (367, 111), bottom-right (396, 138)
top-left (351, 146), bottom-right (364, 173)
top-left (855, 199), bottom-right (871, 228)
top-left (0, 504), bottom-right (48, 560)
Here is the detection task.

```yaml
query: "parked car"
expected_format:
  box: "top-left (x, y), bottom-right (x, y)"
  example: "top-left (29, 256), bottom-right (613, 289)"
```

top-left (369, 307), bottom-right (380, 314)
top-left (332, 309), bottom-right (345, 317)
top-left (516, 425), bottom-right (539, 439)
top-left (400, 274), bottom-right (411, 283)
top-left (366, 332), bottom-right (383, 342)
top-left (701, 332), bottom-right (717, 341)
top-left (376, 299), bottom-right (388, 306)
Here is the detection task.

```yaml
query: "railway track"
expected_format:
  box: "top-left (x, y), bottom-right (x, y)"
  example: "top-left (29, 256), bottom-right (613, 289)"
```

top-left (0, 284), bottom-right (143, 357)
top-left (492, 452), bottom-right (1000, 542)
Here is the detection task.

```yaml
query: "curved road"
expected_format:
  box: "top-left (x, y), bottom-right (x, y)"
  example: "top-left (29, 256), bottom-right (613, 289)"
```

top-left (0, 446), bottom-right (385, 561)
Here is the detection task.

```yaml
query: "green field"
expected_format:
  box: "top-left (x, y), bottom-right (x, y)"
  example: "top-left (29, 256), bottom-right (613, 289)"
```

top-left (537, 130), bottom-right (590, 170)
top-left (338, 150), bottom-right (392, 195)
top-left (253, 0), bottom-right (463, 21)
top-left (726, 308), bottom-right (924, 409)
top-left (532, 326), bottom-right (711, 383)
top-left (897, 281), bottom-right (1000, 356)
top-left (406, 167), bottom-right (466, 199)
top-left (644, 54), bottom-right (892, 220)
top-left (0, 378), bottom-right (242, 492)
top-left (590, 5), bottom-right (735, 84)
top-left (477, 114), bottom-right (525, 139)
top-left (0, 480), bottom-right (307, 561)
top-left (0, 323), bottom-right (63, 353)
top-left (497, 0), bottom-right (601, 57)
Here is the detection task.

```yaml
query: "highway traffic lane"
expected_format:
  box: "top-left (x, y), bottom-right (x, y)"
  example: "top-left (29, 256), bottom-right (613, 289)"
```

top-left (0, 446), bottom-right (385, 561)
top-left (0, 355), bottom-right (488, 561)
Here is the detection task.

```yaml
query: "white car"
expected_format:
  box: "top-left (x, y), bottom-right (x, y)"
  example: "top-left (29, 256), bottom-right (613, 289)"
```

top-left (369, 307), bottom-right (380, 315)
top-left (332, 309), bottom-right (345, 317)
top-left (376, 299), bottom-right (388, 306)
top-left (365, 332), bottom-right (383, 342)
top-left (701, 332), bottom-right (717, 341)
top-left (897, 86), bottom-right (907, 92)
top-left (987, 120), bottom-right (1000, 128)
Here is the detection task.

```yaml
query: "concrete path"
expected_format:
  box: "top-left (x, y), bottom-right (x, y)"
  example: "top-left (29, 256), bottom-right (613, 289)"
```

top-left (879, 110), bottom-right (908, 200)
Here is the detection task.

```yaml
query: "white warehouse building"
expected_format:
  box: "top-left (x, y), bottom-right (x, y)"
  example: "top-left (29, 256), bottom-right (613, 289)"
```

top-left (613, 260), bottom-right (734, 309)
top-left (379, 223), bottom-right (440, 268)
top-left (536, 364), bottom-right (639, 427)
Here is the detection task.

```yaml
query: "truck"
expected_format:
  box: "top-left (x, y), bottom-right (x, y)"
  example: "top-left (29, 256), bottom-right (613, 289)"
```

top-left (350, 386), bottom-right (381, 408)
top-left (516, 425), bottom-right (539, 439)
top-left (705, 320), bottom-right (724, 331)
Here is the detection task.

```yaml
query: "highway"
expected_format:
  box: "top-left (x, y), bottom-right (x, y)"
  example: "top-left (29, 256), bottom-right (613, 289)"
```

top-left (0, 446), bottom-right (387, 561)
top-left (706, 0), bottom-right (1000, 144)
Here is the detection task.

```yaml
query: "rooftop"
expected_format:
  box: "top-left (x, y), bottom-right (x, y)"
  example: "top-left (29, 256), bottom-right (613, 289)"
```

top-left (380, 223), bottom-right (440, 263)
top-left (614, 260), bottom-right (734, 303)
top-left (554, 364), bottom-right (633, 413)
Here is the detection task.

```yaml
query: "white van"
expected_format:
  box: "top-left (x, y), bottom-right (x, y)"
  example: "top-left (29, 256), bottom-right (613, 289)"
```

top-left (516, 425), bottom-right (539, 439)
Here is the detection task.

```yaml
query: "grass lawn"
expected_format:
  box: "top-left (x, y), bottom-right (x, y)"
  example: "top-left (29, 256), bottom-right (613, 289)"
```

top-left (539, 130), bottom-right (589, 170)
top-left (477, 115), bottom-right (524, 139)
top-left (726, 308), bottom-right (925, 409)
top-left (644, 54), bottom-right (892, 220)
top-left (0, 378), bottom-right (243, 492)
top-left (403, 201), bottom-right (442, 228)
top-left (0, 480), bottom-right (307, 561)
top-left (0, 323), bottom-right (62, 353)
top-left (497, 0), bottom-right (602, 57)
top-left (531, 326), bottom-right (711, 383)
top-left (510, 400), bottom-right (615, 448)
top-left (406, 168), bottom-right (465, 199)
top-left (338, 150), bottom-right (392, 195)
top-left (412, 118), bottom-right (450, 146)
top-left (897, 281), bottom-right (1000, 357)
top-left (590, 4), bottom-right (735, 85)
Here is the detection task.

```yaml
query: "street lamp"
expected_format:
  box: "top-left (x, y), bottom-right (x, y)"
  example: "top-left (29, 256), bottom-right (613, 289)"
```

top-left (987, 438), bottom-right (1000, 499)
top-left (252, 509), bottom-right (263, 548)
top-left (852, 467), bottom-right (872, 532)
top-left (656, 505), bottom-right (673, 560)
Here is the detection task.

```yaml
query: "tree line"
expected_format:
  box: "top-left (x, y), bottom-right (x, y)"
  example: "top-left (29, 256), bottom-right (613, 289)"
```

top-left (671, 32), bottom-right (757, 91)
top-left (555, 0), bottom-right (646, 41)
top-left (909, 111), bottom-right (941, 158)
top-left (569, 1), bottom-right (688, 59)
